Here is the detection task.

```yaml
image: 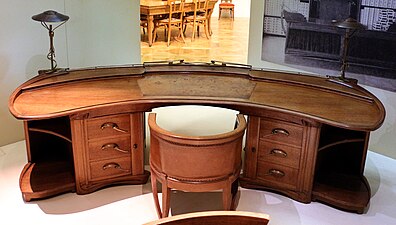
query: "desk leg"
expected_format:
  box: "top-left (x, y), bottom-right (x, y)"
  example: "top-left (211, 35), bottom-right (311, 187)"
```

top-left (148, 15), bottom-right (154, 47)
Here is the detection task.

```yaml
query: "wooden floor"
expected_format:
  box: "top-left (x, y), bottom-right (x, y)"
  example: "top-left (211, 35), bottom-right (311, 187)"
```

top-left (140, 17), bottom-right (249, 64)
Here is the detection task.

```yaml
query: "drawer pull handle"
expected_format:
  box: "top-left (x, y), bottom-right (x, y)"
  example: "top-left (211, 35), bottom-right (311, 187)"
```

top-left (101, 143), bottom-right (129, 153)
top-left (268, 169), bottom-right (285, 178)
top-left (100, 122), bottom-right (128, 133)
top-left (272, 128), bottom-right (289, 136)
top-left (102, 163), bottom-right (130, 172)
top-left (270, 149), bottom-right (287, 158)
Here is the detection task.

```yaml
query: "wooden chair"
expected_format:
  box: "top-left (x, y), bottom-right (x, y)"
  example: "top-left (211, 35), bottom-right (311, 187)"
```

top-left (148, 113), bottom-right (247, 218)
top-left (143, 211), bottom-right (270, 225)
top-left (218, 0), bottom-right (234, 20)
top-left (184, 0), bottom-right (210, 41)
top-left (153, 0), bottom-right (186, 46)
top-left (140, 14), bottom-right (148, 35)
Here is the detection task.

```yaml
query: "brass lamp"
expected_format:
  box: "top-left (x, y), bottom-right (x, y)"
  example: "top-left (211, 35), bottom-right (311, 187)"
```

top-left (32, 10), bottom-right (69, 73)
top-left (329, 17), bottom-right (364, 87)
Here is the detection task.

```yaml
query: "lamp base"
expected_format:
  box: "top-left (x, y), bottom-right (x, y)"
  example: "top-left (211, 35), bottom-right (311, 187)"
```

top-left (326, 75), bottom-right (358, 88)
top-left (38, 67), bottom-right (69, 75)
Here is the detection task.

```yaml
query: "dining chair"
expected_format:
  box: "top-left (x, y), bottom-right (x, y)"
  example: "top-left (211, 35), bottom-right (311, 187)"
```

top-left (148, 113), bottom-right (247, 218)
top-left (143, 211), bottom-right (270, 225)
top-left (184, 0), bottom-right (210, 41)
top-left (218, 0), bottom-right (234, 20)
top-left (153, 0), bottom-right (186, 46)
top-left (140, 14), bottom-right (148, 35)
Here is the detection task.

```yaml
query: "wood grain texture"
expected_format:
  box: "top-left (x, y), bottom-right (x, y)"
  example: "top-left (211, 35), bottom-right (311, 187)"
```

top-left (9, 64), bottom-right (385, 131)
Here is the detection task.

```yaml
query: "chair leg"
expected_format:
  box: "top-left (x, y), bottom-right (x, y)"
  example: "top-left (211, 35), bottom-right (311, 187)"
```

top-left (204, 20), bottom-right (210, 39)
top-left (167, 25), bottom-right (172, 47)
top-left (191, 21), bottom-right (196, 41)
top-left (222, 184), bottom-right (232, 210)
top-left (151, 175), bottom-right (162, 219)
top-left (218, 8), bottom-right (221, 20)
top-left (162, 180), bottom-right (171, 218)
top-left (231, 8), bottom-right (234, 20)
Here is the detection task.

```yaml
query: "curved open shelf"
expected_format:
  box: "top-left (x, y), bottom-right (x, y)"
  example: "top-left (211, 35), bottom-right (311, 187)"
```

top-left (318, 138), bottom-right (365, 152)
top-left (20, 162), bottom-right (75, 201)
top-left (312, 173), bottom-right (370, 214)
top-left (27, 116), bottom-right (72, 142)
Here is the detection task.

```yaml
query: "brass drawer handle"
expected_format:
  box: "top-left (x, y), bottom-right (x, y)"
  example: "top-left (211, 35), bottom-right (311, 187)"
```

top-left (268, 169), bottom-right (285, 178)
top-left (100, 122), bottom-right (128, 133)
top-left (270, 149), bottom-right (288, 158)
top-left (102, 163), bottom-right (130, 172)
top-left (101, 143), bottom-right (129, 153)
top-left (272, 128), bottom-right (289, 136)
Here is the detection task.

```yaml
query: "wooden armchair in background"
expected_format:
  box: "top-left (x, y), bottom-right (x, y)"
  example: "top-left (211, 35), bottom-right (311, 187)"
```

top-left (153, 0), bottom-right (186, 46)
top-left (148, 113), bottom-right (247, 218)
top-left (184, 0), bottom-right (210, 41)
top-left (218, 0), bottom-right (234, 20)
top-left (143, 211), bottom-right (270, 225)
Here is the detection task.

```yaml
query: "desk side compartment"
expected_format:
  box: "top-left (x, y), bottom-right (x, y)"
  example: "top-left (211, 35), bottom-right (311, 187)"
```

top-left (312, 125), bottom-right (371, 214)
top-left (20, 117), bottom-right (75, 202)
top-left (240, 114), bottom-right (320, 203)
top-left (71, 112), bottom-right (149, 194)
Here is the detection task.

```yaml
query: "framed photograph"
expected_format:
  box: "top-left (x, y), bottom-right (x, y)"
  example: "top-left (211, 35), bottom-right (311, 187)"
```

top-left (261, 0), bottom-right (396, 91)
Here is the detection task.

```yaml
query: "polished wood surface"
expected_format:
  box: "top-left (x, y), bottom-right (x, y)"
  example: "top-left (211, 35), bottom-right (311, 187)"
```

top-left (140, 0), bottom-right (218, 46)
top-left (142, 211), bottom-right (270, 225)
top-left (8, 63), bottom-right (385, 212)
top-left (149, 113), bottom-right (246, 218)
top-left (10, 64), bottom-right (384, 131)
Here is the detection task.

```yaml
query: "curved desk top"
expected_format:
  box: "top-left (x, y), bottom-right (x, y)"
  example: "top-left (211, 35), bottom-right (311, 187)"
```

top-left (9, 62), bottom-right (385, 131)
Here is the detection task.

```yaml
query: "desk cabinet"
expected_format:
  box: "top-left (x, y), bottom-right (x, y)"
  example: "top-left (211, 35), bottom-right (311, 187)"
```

top-left (241, 113), bottom-right (319, 203)
top-left (71, 112), bottom-right (149, 194)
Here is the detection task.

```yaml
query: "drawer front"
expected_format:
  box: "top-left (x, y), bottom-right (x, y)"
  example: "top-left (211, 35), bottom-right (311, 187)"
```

top-left (87, 115), bottom-right (130, 140)
top-left (260, 120), bottom-right (303, 147)
top-left (88, 136), bottom-right (131, 161)
top-left (258, 140), bottom-right (301, 169)
top-left (89, 157), bottom-right (132, 181)
top-left (257, 162), bottom-right (298, 190)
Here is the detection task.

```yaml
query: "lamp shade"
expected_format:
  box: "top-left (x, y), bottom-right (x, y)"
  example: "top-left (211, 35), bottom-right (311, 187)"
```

top-left (32, 10), bottom-right (69, 23)
top-left (336, 17), bottom-right (364, 30)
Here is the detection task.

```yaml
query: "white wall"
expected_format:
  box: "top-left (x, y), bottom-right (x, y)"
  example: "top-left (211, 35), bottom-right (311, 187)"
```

top-left (0, 0), bottom-right (67, 146)
top-left (0, 0), bottom-right (141, 146)
top-left (65, 0), bottom-right (140, 68)
top-left (248, 0), bottom-right (396, 159)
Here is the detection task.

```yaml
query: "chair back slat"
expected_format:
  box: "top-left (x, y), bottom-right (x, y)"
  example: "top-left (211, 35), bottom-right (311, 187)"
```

top-left (168, 0), bottom-right (185, 20)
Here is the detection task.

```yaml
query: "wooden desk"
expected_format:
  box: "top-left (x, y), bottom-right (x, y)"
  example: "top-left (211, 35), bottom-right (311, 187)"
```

top-left (140, 0), bottom-right (218, 46)
top-left (9, 62), bottom-right (384, 213)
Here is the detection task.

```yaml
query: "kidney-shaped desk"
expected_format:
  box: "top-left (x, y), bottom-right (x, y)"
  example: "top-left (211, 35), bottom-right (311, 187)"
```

top-left (9, 62), bottom-right (385, 213)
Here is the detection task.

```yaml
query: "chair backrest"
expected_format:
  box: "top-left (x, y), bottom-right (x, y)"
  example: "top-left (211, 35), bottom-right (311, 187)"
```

top-left (143, 211), bottom-right (270, 225)
top-left (194, 0), bottom-right (209, 16)
top-left (221, 0), bottom-right (233, 3)
top-left (149, 113), bottom-right (246, 182)
top-left (167, 0), bottom-right (185, 20)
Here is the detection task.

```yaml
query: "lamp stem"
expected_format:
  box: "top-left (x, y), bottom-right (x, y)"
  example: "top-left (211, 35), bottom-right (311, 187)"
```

top-left (340, 29), bottom-right (351, 80)
top-left (48, 24), bottom-right (56, 71)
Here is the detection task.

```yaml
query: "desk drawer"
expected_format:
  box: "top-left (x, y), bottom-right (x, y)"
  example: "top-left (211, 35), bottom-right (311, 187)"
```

top-left (260, 120), bottom-right (303, 147)
top-left (87, 115), bottom-right (130, 140)
top-left (88, 136), bottom-right (131, 161)
top-left (89, 157), bottom-right (132, 181)
top-left (258, 140), bottom-right (301, 169)
top-left (257, 162), bottom-right (298, 191)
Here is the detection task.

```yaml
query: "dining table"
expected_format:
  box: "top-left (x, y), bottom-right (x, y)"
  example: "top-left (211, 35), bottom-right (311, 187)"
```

top-left (140, 0), bottom-right (219, 46)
